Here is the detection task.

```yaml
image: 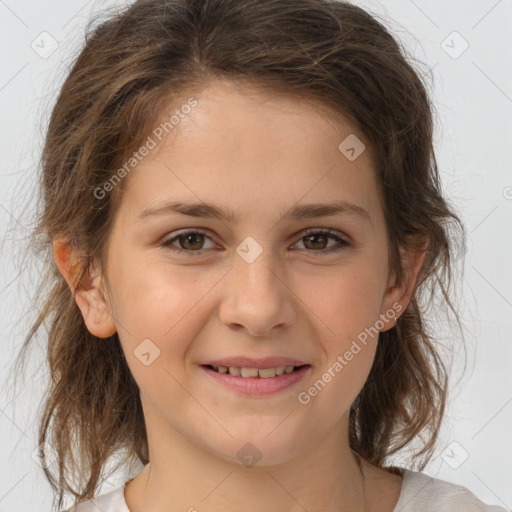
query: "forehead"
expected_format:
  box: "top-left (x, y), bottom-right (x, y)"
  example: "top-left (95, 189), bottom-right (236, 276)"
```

top-left (164, 78), bottom-right (370, 158)
top-left (115, 79), bottom-right (382, 226)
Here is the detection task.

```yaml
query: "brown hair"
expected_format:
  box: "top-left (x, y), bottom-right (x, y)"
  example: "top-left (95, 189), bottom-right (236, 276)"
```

top-left (10, 0), bottom-right (465, 510)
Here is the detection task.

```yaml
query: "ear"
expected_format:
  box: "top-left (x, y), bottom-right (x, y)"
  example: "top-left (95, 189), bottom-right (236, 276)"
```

top-left (53, 236), bottom-right (117, 338)
top-left (379, 235), bottom-right (428, 332)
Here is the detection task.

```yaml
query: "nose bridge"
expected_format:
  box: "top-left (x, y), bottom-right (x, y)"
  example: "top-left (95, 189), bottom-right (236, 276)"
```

top-left (219, 237), bottom-right (295, 336)
top-left (238, 242), bottom-right (279, 295)
top-left (235, 237), bottom-right (284, 306)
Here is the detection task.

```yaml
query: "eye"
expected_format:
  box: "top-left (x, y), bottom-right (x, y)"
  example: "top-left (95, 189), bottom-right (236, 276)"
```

top-left (160, 228), bottom-right (350, 256)
top-left (293, 228), bottom-right (350, 254)
top-left (161, 229), bottom-right (217, 255)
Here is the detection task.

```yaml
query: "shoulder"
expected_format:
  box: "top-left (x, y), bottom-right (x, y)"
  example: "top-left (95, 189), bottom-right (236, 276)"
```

top-left (60, 482), bottom-right (129, 512)
top-left (396, 469), bottom-right (510, 512)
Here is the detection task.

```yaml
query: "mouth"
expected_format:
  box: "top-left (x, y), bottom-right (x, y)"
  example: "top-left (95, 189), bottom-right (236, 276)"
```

top-left (200, 363), bottom-right (312, 396)
top-left (202, 364), bottom-right (309, 378)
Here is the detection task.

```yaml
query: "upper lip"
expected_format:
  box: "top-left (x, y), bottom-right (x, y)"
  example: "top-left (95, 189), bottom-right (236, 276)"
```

top-left (201, 357), bottom-right (309, 369)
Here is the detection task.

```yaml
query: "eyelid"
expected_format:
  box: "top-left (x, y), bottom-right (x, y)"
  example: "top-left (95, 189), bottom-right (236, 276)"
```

top-left (294, 227), bottom-right (350, 254)
top-left (160, 227), bottom-right (351, 255)
top-left (160, 228), bottom-right (218, 254)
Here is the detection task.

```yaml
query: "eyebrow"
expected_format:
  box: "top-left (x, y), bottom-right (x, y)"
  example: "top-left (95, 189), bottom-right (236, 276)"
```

top-left (137, 200), bottom-right (372, 224)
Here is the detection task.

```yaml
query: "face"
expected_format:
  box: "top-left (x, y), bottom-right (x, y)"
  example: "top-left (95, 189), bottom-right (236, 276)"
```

top-left (72, 79), bottom-right (411, 466)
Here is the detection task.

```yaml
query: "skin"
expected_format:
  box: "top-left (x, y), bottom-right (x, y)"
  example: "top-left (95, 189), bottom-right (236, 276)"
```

top-left (54, 79), bottom-right (426, 512)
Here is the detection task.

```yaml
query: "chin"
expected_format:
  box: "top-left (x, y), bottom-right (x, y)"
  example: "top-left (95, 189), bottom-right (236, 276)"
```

top-left (204, 429), bottom-right (307, 469)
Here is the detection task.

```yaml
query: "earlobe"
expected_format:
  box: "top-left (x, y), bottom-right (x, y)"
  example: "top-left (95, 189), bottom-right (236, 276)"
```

top-left (380, 236), bottom-right (428, 332)
top-left (53, 236), bottom-right (117, 338)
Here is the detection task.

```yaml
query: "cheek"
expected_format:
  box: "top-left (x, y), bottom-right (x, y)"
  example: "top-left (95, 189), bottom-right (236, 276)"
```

top-left (107, 261), bottom-right (230, 445)
top-left (109, 257), bottom-right (214, 370)
top-left (298, 260), bottom-right (385, 404)
top-left (301, 272), bottom-right (381, 410)
top-left (302, 260), bottom-right (387, 341)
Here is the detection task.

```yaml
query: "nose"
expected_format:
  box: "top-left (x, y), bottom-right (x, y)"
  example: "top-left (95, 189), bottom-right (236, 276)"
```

top-left (218, 249), bottom-right (297, 338)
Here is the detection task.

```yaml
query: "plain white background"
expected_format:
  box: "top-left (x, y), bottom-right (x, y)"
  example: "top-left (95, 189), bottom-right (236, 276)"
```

top-left (0, 0), bottom-right (510, 510)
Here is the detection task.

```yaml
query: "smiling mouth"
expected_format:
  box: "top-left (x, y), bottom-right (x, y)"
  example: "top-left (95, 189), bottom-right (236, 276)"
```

top-left (202, 364), bottom-right (309, 378)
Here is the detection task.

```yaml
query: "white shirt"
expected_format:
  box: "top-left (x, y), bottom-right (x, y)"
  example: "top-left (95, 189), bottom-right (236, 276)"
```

top-left (63, 468), bottom-right (510, 511)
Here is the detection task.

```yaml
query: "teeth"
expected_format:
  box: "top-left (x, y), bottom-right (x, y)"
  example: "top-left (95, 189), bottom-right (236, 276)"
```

top-left (228, 366), bottom-right (241, 376)
top-left (211, 365), bottom-right (300, 377)
top-left (240, 367), bottom-right (259, 378)
top-left (258, 367), bottom-right (276, 378)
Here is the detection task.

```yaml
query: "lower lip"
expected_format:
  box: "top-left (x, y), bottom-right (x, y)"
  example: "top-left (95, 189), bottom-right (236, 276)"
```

top-left (201, 365), bottom-right (311, 396)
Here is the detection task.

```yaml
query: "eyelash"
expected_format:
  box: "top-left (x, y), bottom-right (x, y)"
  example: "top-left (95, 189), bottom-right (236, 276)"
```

top-left (160, 228), bottom-right (350, 256)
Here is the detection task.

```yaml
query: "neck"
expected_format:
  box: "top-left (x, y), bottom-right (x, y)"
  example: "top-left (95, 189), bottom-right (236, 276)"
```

top-left (125, 408), bottom-right (372, 512)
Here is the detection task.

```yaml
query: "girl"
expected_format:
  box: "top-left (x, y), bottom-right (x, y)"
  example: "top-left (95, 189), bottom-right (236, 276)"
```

top-left (13, 0), bottom-right (509, 511)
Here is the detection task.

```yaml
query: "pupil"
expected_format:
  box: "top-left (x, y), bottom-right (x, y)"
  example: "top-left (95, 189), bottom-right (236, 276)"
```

top-left (182, 233), bottom-right (203, 250)
top-left (305, 233), bottom-right (326, 250)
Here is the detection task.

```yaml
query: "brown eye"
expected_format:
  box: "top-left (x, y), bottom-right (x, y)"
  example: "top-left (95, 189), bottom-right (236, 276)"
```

top-left (303, 233), bottom-right (329, 250)
top-left (178, 232), bottom-right (205, 250)
top-left (295, 229), bottom-right (350, 254)
top-left (160, 228), bottom-right (350, 257)
top-left (161, 230), bottom-right (216, 254)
